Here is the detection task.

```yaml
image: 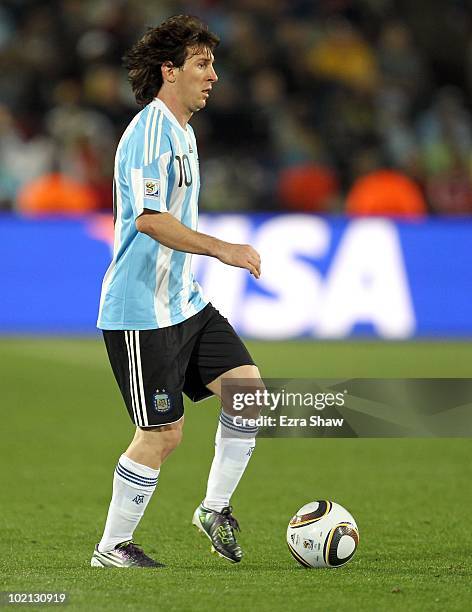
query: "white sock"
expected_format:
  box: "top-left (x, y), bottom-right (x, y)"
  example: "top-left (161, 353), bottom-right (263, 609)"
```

top-left (98, 454), bottom-right (159, 552)
top-left (203, 412), bottom-right (257, 513)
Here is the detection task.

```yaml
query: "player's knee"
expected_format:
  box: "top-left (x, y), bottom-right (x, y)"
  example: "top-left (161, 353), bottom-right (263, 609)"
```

top-left (221, 366), bottom-right (265, 419)
top-left (135, 421), bottom-right (183, 456)
top-left (163, 427), bottom-right (183, 452)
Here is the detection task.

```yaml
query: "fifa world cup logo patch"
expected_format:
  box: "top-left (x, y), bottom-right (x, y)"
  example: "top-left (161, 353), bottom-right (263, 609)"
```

top-left (153, 389), bottom-right (171, 413)
top-left (144, 178), bottom-right (160, 199)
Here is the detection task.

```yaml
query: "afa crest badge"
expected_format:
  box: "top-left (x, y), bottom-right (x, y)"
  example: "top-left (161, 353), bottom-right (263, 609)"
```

top-left (153, 389), bottom-right (171, 413)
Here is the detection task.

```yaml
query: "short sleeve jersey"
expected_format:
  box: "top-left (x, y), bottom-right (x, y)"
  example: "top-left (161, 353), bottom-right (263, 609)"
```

top-left (97, 98), bottom-right (207, 330)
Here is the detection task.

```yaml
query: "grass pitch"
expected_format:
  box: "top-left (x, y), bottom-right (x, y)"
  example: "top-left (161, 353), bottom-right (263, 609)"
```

top-left (1, 339), bottom-right (471, 611)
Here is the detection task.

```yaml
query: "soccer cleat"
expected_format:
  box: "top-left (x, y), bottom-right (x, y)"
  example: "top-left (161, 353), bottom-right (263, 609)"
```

top-left (90, 541), bottom-right (165, 568)
top-left (192, 504), bottom-right (243, 563)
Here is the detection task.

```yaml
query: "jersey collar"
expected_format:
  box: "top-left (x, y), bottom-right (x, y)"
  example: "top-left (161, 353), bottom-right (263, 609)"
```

top-left (151, 98), bottom-right (189, 134)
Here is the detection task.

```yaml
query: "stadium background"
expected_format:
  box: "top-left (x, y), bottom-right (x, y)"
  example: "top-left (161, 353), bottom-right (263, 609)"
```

top-left (1, 1), bottom-right (471, 611)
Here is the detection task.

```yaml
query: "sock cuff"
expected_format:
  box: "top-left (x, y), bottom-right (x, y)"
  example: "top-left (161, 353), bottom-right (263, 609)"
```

top-left (219, 411), bottom-right (259, 438)
top-left (119, 455), bottom-right (159, 478)
top-left (115, 455), bottom-right (159, 489)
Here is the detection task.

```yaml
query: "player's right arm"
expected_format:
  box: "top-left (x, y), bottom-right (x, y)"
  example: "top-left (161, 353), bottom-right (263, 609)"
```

top-left (136, 210), bottom-right (261, 279)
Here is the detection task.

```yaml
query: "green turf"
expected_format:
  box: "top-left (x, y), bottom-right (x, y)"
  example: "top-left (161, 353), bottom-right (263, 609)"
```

top-left (1, 339), bottom-right (471, 611)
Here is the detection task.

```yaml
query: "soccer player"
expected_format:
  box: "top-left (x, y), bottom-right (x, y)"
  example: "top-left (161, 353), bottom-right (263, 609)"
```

top-left (91, 15), bottom-right (262, 568)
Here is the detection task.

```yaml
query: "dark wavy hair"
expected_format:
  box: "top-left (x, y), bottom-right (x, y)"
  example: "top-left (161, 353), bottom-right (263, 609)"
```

top-left (123, 15), bottom-right (220, 106)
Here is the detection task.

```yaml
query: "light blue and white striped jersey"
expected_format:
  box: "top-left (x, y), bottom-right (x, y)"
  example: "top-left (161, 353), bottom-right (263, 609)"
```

top-left (97, 98), bottom-right (207, 330)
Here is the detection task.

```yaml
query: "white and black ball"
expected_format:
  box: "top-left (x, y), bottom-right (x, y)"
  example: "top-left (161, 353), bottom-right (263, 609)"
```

top-left (287, 500), bottom-right (359, 568)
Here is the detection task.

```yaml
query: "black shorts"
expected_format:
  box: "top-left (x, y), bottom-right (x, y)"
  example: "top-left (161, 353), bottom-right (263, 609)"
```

top-left (103, 303), bottom-right (255, 427)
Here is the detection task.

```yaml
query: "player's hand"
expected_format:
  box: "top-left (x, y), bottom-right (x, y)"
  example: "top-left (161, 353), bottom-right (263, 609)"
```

top-left (217, 243), bottom-right (261, 278)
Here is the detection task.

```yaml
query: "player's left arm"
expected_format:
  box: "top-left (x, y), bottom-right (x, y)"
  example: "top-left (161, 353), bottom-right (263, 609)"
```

top-left (136, 209), bottom-right (261, 279)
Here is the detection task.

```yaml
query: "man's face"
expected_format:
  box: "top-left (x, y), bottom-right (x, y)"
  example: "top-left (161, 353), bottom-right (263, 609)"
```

top-left (174, 46), bottom-right (218, 113)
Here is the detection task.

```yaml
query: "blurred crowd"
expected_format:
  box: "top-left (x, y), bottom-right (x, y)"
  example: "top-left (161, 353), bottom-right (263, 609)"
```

top-left (1, 0), bottom-right (472, 216)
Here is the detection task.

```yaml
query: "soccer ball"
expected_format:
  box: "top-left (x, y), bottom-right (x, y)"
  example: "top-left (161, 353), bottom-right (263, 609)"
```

top-left (286, 500), bottom-right (359, 568)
